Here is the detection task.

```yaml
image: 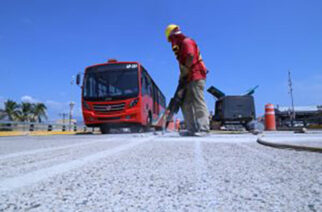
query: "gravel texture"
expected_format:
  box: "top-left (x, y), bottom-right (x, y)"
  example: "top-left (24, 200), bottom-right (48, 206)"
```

top-left (0, 131), bottom-right (321, 211)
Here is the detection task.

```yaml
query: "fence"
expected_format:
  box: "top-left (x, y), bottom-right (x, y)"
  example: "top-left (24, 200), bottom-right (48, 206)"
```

top-left (0, 121), bottom-right (92, 132)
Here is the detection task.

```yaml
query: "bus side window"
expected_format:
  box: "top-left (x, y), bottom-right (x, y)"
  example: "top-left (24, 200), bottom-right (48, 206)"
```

top-left (142, 71), bottom-right (150, 96)
top-left (141, 74), bottom-right (146, 95)
top-left (145, 77), bottom-right (150, 95)
top-left (158, 92), bottom-right (165, 108)
top-left (146, 77), bottom-right (152, 96)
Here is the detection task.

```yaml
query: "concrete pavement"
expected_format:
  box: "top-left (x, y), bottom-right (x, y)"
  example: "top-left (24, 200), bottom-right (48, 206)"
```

top-left (0, 132), bottom-right (321, 211)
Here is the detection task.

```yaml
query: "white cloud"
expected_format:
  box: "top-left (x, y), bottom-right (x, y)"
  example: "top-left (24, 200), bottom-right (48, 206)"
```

top-left (21, 95), bottom-right (39, 103)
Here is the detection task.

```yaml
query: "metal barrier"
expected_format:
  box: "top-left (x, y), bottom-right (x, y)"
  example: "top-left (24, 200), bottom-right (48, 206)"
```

top-left (0, 121), bottom-right (88, 132)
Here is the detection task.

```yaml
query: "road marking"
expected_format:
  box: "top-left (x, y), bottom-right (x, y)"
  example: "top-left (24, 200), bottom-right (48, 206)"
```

top-left (0, 137), bottom-right (152, 192)
top-left (194, 141), bottom-right (206, 178)
top-left (0, 138), bottom-right (115, 160)
top-left (194, 140), bottom-right (209, 204)
top-left (0, 137), bottom-right (140, 179)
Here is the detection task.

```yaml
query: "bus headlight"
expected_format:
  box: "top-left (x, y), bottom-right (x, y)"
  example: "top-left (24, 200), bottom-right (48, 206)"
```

top-left (129, 98), bottom-right (138, 108)
top-left (83, 101), bottom-right (90, 110)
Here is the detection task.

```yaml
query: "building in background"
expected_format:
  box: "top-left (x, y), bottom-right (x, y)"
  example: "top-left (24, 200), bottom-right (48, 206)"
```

top-left (275, 105), bottom-right (322, 128)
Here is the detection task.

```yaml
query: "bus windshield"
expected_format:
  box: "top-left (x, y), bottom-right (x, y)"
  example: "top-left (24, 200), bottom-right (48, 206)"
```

top-left (83, 64), bottom-right (139, 101)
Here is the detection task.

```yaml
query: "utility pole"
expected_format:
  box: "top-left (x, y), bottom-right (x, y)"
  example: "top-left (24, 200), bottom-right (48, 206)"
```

top-left (288, 70), bottom-right (295, 126)
top-left (69, 101), bottom-right (75, 131)
top-left (69, 75), bottom-right (75, 131)
top-left (58, 113), bottom-right (68, 131)
top-left (58, 112), bottom-right (68, 125)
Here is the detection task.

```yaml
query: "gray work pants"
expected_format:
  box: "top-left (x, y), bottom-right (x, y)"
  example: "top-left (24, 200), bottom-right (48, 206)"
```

top-left (181, 80), bottom-right (210, 132)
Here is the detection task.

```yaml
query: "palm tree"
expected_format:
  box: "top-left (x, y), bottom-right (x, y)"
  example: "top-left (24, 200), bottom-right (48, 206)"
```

top-left (3, 100), bottom-right (48, 123)
top-left (4, 100), bottom-right (19, 121)
top-left (33, 103), bottom-right (47, 123)
top-left (16, 102), bottom-right (33, 122)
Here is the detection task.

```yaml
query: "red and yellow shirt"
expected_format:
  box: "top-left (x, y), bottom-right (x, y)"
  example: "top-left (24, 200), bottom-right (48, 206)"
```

top-left (173, 37), bottom-right (207, 82)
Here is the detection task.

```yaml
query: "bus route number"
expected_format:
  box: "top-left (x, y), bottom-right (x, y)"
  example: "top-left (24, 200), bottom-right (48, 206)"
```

top-left (126, 64), bottom-right (138, 69)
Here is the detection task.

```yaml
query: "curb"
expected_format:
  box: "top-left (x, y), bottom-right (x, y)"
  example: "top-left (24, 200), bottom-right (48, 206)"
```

top-left (0, 131), bottom-right (78, 137)
top-left (0, 132), bottom-right (29, 137)
top-left (257, 137), bottom-right (322, 153)
top-left (30, 131), bottom-right (77, 136)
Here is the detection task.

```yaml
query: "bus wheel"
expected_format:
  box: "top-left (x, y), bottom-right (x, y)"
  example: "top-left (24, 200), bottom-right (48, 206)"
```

top-left (145, 113), bottom-right (152, 132)
top-left (100, 125), bottom-right (110, 134)
top-left (131, 126), bottom-right (143, 133)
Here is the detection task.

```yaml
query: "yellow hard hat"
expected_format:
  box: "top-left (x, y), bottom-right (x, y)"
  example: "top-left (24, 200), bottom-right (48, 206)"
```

top-left (165, 24), bottom-right (179, 41)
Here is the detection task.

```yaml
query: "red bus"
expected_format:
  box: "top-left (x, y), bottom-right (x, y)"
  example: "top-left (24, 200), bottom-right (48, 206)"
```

top-left (78, 59), bottom-right (166, 133)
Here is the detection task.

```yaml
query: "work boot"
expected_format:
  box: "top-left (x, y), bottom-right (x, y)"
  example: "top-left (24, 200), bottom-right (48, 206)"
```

top-left (179, 130), bottom-right (196, 136)
top-left (194, 130), bottom-right (210, 137)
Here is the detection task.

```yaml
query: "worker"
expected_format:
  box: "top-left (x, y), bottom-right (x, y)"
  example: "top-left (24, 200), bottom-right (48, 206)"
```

top-left (165, 24), bottom-right (210, 136)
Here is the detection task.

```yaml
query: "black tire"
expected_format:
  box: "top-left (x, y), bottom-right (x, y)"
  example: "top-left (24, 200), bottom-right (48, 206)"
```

top-left (100, 125), bottom-right (110, 134)
top-left (144, 113), bottom-right (153, 132)
top-left (155, 126), bottom-right (163, 131)
top-left (131, 125), bottom-right (143, 133)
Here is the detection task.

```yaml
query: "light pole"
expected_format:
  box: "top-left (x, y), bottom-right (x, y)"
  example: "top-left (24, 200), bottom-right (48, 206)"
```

top-left (69, 75), bottom-right (75, 131)
top-left (288, 70), bottom-right (295, 126)
top-left (69, 101), bottom-right (75, 131)
top-left (58, 113), bottom-right (68, 124)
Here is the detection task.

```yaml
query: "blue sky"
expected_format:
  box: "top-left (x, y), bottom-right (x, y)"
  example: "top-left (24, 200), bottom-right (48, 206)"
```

top-left (1, 0), bottom-right (322, 120)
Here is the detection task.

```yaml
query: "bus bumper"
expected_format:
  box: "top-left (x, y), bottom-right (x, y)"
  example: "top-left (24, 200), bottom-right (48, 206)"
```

top-left (82, 109), bottom-right (142, 127)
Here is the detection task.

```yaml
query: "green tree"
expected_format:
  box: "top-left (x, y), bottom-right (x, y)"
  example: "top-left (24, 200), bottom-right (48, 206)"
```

top-left (3, 100), bottom-right (48, 122)
top-left (33, 103), bottom-right (47, 123)
top-left (4, 100), bottom-right (19, 121)
top-left (16, 102), bottom-right (33, 122)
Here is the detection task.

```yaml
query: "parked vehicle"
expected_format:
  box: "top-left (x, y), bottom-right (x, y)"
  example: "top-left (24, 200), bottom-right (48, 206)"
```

top-left (77, 59), bottom-right (166, 133)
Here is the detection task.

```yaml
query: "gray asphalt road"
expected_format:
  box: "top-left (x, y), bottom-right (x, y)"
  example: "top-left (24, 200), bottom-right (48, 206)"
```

top-left (0, 132), bottom-right (321, 211)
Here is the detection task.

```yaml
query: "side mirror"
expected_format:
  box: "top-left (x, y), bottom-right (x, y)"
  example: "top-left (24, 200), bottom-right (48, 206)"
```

top-left (76, 73), bottom-right (81, 86)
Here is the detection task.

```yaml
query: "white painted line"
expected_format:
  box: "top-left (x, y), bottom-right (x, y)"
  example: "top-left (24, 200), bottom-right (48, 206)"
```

top-left (194, 141), bottom-right (206, 179)
top-left (0, 137), bottom-right (142, 179)
top-left (0, 137), bottom-right (152, 192)
top-left (194, 140), bottom-right (208, 201)
top-left (0, 138), bottom-right (114, 160)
